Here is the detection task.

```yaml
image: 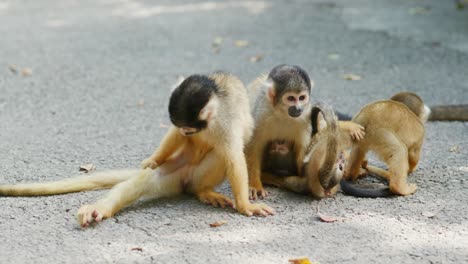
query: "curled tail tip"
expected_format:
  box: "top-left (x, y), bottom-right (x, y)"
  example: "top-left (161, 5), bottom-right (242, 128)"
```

top-left (340, 179), bottom-right (393, 198)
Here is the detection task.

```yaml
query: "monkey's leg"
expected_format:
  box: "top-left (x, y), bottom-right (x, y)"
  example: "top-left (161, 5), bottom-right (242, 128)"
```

top-left (365, 165), bottom-right (391, 180)
top-left (344, 145), bottom-right (367, 181)
top-left (222, 143), bottom-right (275, 216)
top-left (77, 168), bottom-right (184, 227)
top-left (408, 146), bottom-right (422, 174)
top-left (141, 126), bottom-right (186, 169)
top-left (283, 176), bottom-right (308, 194)
top-left (188, 151), bottom-right (234, 209)
top-left (246, 141), bottom-right (268, 200)
top-left (374, 132), bottom-right (416, 196)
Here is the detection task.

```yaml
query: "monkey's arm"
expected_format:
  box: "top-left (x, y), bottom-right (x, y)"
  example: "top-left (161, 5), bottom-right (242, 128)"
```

top-left (141, 126), bottom-right (186, 169)
top-left (338, 121), bottom-right (365, 141)
top-left (219, 139), bottom-right (274, 216)
top-left (245, 137), bottom-right (268, 199)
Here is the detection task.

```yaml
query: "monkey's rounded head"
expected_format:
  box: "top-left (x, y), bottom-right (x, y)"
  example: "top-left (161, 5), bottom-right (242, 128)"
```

top-left (168, 75), bottom-right (219, 135)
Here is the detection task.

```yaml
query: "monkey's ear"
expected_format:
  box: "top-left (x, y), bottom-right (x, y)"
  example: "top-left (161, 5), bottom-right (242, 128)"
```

top-left (317, 112), bottom-right (327, 131)
top-left (264, 81), bottom-right (275, 103)
top-left (199, 96), bottom-right (219, 121)
top-left (310, 79), bottom-right (315, 89)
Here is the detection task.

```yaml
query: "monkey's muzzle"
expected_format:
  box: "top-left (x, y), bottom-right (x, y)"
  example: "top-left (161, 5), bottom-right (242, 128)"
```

top-left (288, 106), bottom-right (303, 118)
top-left (179, 127), bottom-right (200, 136)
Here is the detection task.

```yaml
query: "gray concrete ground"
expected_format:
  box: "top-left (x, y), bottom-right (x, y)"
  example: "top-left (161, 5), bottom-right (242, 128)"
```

top-left (0, 0), bottom-right (467, 263)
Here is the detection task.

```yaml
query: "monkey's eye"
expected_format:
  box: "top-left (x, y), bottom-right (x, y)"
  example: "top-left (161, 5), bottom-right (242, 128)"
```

top-left (299, 95), bottom-right (306, 101)
top-left (287, 96), bottom-right (295, 102)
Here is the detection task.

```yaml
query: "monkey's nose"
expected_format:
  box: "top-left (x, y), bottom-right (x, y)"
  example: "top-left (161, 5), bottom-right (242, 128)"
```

top-left (288, 106), bottom-right (303, 117)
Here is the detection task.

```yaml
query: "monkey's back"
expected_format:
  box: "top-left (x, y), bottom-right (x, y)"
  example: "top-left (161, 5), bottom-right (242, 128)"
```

top-left (352, 100), bottom-right (425, 148)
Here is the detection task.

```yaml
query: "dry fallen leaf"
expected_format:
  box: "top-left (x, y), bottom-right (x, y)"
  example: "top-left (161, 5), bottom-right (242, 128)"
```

top-left (209, 220), bottom-right (227, 228)
top-left (317, 213), bottom-right (337, 223)
top-left (21, 68), bottom-right (33, 76)
top-left (289, 258), bottom-right (312, 264)
top-left (343, 73), bottom-right (362, 81)
top-left (249, 54), bottom-right (263, 63)
top-left (234, 40), bottom-right (249, 47)
top-left (138, 99), bottom-right (145, 107)
top-left (79, 164), bottom-right (96, 173)
top-left (8, 65), bottom-right (18, 74)
top-left (328, 53), bottom-right (340, 60)
top-left (449, 146), bottom-right (460, 153)
top-left (212, 47), bottom-right (221, 54)
top-left (131, 247), bottom-right (143, 252)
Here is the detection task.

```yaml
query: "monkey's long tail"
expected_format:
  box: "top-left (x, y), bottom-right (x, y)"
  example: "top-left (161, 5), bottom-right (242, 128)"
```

top-left (429, 105), bottom-right (468, 121)
top-left (0, 169), bottom-right (141, 196)
top-left (340, 179), bottom-right (392, 198)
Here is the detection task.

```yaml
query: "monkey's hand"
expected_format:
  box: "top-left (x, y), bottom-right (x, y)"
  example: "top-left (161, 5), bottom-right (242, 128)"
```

top-left (140, 158), bottom-right (158, 169)
top-left (346, 122), bottom-right (365, 141)
top-left (237, 203), bottom-right (275, 217)
top-left (249, 186), bottom-right (268, 200)
top-left (77, 204), bottom-right (112, 228)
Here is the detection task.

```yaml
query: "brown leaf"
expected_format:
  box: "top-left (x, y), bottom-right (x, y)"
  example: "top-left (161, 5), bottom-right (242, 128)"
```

top-left (249, 54), bottom-right (263, 63)
top-left (79, 164), bottom-right (96, 173)
top-left (209, 220), bottom-right (227, 228)
top-left (234, 40), bottom-right (249, 47)
top-left (289, 258), bottom-right (312, 264)
top-left (8, 65), bottom-right (18, 74)
top-left (212, 47), bottom-right (221, 54)
top-left (138, 99), bottom-right (145, 107)
top-left (131, 247), bottom-right (143, 252)
top-left (21, 68), bottom-right (33, 77)
top-left (343, 73), bottom-right (362, 81)
top-left (317, 213), bottom-right (337, 223)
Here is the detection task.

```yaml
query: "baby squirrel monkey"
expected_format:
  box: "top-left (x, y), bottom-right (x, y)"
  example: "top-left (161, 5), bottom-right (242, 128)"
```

top-left (0, 72), bottom-right (274, 227)
top-left (245, 64), bottom-right (364, 199)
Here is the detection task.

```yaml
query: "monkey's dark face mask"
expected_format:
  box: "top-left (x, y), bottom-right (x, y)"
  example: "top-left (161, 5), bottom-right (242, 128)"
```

top-left (281, 91), bottom-right (309, 118)
top-left (288, 105), bottom-right (304, 118)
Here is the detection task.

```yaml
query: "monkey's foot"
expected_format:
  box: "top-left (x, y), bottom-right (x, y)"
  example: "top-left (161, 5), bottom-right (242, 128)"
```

top-left (238, 203), bottom-right (275, 217)
top-left (390, 183), bottom-right (417, 196)
top-left (249, 186), bottom-right (268, 200)
top-left (197, 191), bottom-right (234, 209)
top-left (77, 204), bottom-right (112, 228)
top-left (140, 158), bottom-right (158, 169)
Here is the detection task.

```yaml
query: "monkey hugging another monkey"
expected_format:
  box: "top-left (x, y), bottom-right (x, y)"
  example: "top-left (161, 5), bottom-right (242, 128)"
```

top-left (0, 72), bottom-right (274, 227)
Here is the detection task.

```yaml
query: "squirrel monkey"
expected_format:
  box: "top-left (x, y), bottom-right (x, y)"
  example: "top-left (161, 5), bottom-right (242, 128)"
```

top-left (0, 72), bottom-right (274, 227)
top-left (340, 92), bottom-right (431, 196)
top-left (246, 64), bottom-right (364, 199)
top-left (260, 102), bottom-right (350, 198)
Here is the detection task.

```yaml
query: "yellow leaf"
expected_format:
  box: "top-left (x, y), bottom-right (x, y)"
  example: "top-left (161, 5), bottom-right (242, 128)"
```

top-left (343, 73), bottom-right (362, 81)
top-left (234, 40), bottom-right (249, 47)
top-left (289, 258), bottom-right (313, 264)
